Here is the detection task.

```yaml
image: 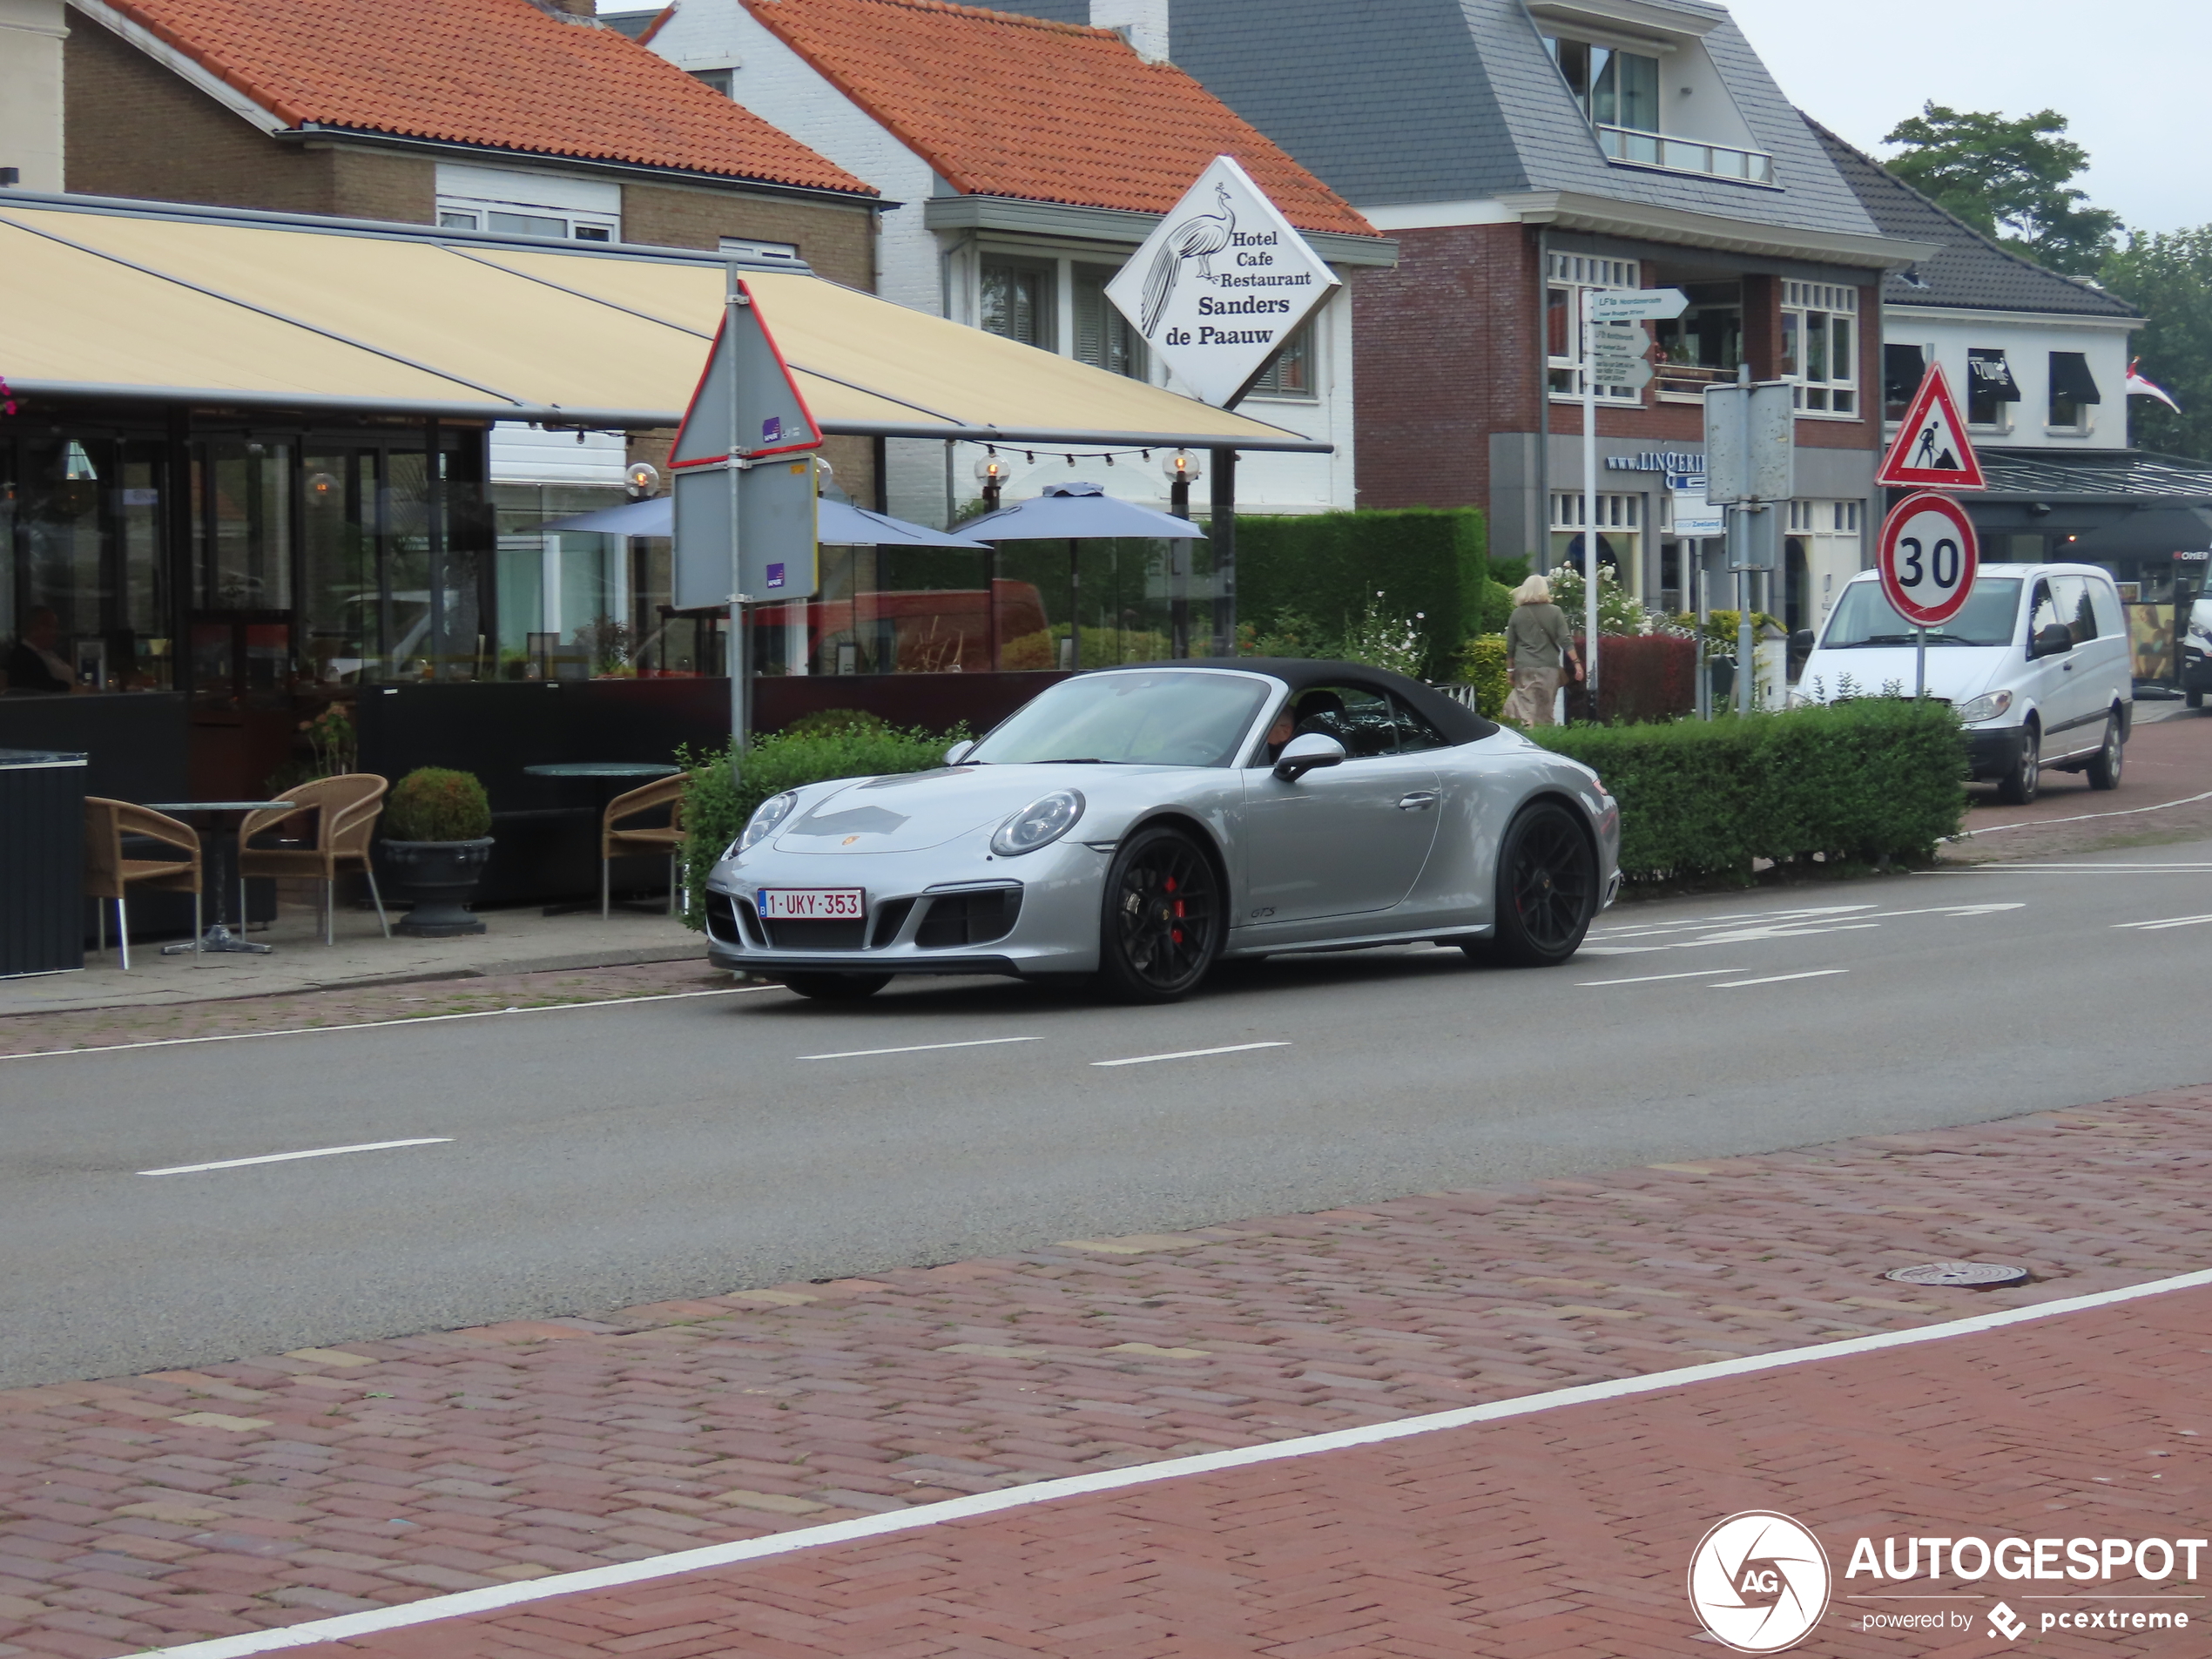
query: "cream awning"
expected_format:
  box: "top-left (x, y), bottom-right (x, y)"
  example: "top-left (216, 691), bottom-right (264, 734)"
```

top-left (0, 198), bottom-right (1328, 451)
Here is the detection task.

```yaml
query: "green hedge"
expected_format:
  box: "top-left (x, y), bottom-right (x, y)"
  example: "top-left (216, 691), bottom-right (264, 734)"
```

top-left (1235, 508), bottom-right (1489, 679)
top-left (1529, 701), bottom-right (1967, 884)
top-left (678, 722), bottom-right (961, 925)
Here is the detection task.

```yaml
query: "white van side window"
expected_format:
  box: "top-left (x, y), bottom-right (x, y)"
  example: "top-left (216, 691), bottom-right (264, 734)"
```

top-left (2086, 578), bottom-right (2124, 638)
top-left (2053, 576), bottom-right (2097, 647)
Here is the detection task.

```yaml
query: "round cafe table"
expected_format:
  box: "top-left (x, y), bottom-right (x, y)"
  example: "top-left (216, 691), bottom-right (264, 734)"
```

top-left (522, 763), bottom-right (683, 915)
top-left (143, 799), bottom-right (296, 954)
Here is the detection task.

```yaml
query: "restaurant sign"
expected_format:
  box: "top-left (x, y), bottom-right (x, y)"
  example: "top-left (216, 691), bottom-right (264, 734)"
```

top-left (1106, 155), bottom-right (1339, 408)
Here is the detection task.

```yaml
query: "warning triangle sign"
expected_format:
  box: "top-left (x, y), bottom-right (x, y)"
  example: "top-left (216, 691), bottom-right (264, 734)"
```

top-left (670, 276), bottom-right (822, 469)
top-left (1877, 362), bottom-right (1985, 490)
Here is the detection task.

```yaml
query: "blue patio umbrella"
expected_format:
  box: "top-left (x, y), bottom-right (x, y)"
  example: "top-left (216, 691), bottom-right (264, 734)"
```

top-left (958, 482), bottom-right (1206, 667)
top-left (538, 494), bottom-right (990, 548)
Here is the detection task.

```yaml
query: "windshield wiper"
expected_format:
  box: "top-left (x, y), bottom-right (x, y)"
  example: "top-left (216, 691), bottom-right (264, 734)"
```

top-left (1034, 757), bottom-right (1107, 764)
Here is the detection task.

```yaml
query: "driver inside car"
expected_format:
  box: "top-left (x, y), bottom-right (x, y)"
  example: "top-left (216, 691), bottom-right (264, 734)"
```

top-left (1263, 689), bottom-right (1350, 763)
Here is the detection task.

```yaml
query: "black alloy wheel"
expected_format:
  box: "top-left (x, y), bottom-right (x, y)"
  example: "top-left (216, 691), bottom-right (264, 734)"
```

top-left (780, 973), bottom-right (892, 1001)
top-left (1996, 722), bottom-right (2040, 806)
top-left (1465, 800), bottom-right (1597, 968)
top-left (1097, 825), bottom-right (1223, 1002)
top-left (2087, 712), bottom-right (2124, 791)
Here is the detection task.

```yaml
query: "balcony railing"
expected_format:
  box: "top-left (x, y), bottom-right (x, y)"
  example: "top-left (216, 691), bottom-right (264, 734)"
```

top-left (1653, 360), bottom-right (1734, 398)
top-left (1599, 125), bottom-right (1774, 185)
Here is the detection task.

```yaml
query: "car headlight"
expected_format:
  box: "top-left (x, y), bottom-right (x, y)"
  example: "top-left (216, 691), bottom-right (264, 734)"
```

top-left (1957, 690), bottom-right (2014, 725)
top-left (991, 789), bottom-right (1084, 856)
top-left (736, 790), bottom-right (800, 853)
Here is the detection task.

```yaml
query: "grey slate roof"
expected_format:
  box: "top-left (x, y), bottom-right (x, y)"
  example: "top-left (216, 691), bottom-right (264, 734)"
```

top-left (1157, 0), bottom-right (1881, 239)
top-left (1805, 118), bottom-right (2139, 320)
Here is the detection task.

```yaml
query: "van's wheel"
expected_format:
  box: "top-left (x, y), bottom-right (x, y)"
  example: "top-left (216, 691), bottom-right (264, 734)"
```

top-left (2189, 689), bottom-right (2205, 710)
top-left (1996, 723), bottom-right (2040, 806)
top-left (2087, 712), bottom-right (2124, 791)
top-left (1463, 801), bottom-right (1597, 968)
top-left (780, 973), bottom-right (890, 1001)
top-left (1096, 825), bottom-right (1222, 1002)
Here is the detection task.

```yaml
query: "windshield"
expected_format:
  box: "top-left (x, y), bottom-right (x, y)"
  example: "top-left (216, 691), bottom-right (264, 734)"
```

top-left (1819, 578), bottom-right (2023, 649)
top-left (966, 671), bottom-right (1271, 768)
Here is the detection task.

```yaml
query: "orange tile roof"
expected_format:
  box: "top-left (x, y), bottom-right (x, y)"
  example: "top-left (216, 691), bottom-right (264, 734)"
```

top-left (741, 0), bottom-right (1378, 237)
top-left (95, 0), bottom-right (873, 196)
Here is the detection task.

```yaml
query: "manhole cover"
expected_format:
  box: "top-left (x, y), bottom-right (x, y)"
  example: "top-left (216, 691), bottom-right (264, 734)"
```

top-left (1885, 1261), bottom-right (2030, 1288)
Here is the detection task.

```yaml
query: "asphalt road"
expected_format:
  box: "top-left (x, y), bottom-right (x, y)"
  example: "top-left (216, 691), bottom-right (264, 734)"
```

top-left (8, 840), bottom-right (2212, 1389)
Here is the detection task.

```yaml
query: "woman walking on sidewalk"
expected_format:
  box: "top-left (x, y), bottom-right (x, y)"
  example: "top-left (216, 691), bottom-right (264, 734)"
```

top-left (1502, 574), bottom-right (1580, 726)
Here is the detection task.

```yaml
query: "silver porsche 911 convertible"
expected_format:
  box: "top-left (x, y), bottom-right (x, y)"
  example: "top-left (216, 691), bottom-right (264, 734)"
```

top-left (703, 660), bottom-right (1620, 1002)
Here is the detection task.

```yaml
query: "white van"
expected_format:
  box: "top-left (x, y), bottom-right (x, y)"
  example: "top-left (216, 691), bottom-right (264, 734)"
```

top-left (1795, 563), bottom-right (2131, 804)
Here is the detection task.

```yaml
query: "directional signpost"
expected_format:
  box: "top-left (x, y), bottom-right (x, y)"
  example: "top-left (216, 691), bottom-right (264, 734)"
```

top-left (671, 268), bottom-right (824, 773)
top-left (1872, 362), bottom-right (1987, 699)
top-left (1576, 287), bottom-right (1686, 714)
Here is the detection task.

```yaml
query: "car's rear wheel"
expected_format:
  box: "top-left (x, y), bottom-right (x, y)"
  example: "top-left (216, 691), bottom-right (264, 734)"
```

top-left (2087, 712), bottom-right (2124, 791)
top-left (1996, 722), bottom-right (2040, 805)
top-left (779, 973), bottom-right (891, 1001)
top-left (1464, 800), bottom-right (1596, 968)
top-left (1096, 825), bottom-right (1222, 1002)
top-left (2189, 689), bottom-right (2205, 710)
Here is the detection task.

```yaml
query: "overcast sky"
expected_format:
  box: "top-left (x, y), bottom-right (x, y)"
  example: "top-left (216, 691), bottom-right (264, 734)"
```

top-left (1724, 0), bottom-right (2210, 236)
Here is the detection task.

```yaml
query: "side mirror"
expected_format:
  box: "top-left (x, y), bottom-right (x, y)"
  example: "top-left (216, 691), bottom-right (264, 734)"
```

top-left (1273, 732), bottom-right (1347, 781)
top-left (2031, 623), bottom-right (2073, 659)
top-left (945, 739), bottom-right (975, 765)
top-left (1789, 629), bottom-right (1817, 652)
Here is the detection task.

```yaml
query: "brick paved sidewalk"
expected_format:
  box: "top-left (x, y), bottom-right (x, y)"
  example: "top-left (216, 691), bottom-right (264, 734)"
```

top-left (1943, 710), bottom-right (2212, 863)
top-left (2, 1087), bottom-right (2208, 1657)
top-left (293, 1279), bottom-right (2212, 1659)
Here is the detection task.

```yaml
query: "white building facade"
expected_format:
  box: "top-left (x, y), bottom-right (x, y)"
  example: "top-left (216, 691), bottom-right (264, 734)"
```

top-left (624, 0), bottom-right (1385, 527)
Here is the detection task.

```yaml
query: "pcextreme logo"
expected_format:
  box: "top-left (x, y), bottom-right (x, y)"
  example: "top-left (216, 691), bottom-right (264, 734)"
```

top-left (1688, 1512), bottom-right (1832, 1652)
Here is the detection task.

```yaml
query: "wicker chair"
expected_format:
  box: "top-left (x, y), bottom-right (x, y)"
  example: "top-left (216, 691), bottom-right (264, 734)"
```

top-left (237, 774), bottom-right (392, 944)
top-left (602, 774), bottom-right (687, 917)
top-left (84, 799), bottom-right (202, 970)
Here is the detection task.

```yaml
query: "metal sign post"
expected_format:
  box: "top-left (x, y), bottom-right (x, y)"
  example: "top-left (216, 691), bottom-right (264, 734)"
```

top-left (670, 266), bottom-right (824, 782)
top-left (1703, 368), bottom-right (1795, 714)
top-left (1576, 288), bottom-right (1683, 718)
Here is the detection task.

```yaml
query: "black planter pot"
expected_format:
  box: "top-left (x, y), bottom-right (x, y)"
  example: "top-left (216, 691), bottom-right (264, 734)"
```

top-left (381, 838), bottom-right (494, 936)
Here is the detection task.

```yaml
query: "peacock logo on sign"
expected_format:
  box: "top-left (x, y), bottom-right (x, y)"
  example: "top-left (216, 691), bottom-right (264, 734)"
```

top-left (1105, 154), bottom-right (1339, 408)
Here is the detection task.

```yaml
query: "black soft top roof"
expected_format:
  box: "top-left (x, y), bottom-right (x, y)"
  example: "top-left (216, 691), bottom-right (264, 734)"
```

top-left (1084, 658), bottom-right (1498, 745)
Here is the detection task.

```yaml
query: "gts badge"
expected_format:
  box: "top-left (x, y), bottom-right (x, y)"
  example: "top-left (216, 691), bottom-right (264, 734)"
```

top-left (1248, 906), bottom-right (1276, 919)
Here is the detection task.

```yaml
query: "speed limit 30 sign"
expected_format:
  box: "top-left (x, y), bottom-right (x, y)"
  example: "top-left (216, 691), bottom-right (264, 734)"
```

top-left (1877, 490), bottom-right (1979, 626)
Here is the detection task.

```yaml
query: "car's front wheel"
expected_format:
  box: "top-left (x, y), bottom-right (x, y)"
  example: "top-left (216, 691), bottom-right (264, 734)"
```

top-left (1996, 723), bottom-right (2040, 805)
top-left (1096, 825), bottom-right (1222, 1002)
top-left (1465, 800), bottom-right (1597, 968)
top-left (779, 973), bottom-right (891, 1001)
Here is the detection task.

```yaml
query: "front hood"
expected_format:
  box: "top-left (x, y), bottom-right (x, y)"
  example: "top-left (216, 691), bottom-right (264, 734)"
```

top-left (767, 764), bottom-right (1155, 854)
top-left (1800, 645), bottom-right (2007, 705)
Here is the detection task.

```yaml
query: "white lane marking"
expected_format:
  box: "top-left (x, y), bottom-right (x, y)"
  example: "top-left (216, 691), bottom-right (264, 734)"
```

top-left (1710, 969), bottom-right (1851, 989)
top-left (1577, 968), bottom-right (1746, 987)
top-left (1964, 786), bottom-right (2212, 836)
top-left (132, 1264), bottom-right (2212, 1659)
top-left (139, 1138), bottom-right (452, 1177)
top-left (2114, 914), bottom-right (2212, 932)
top-left (1090, 1041), bottom-right (1290, 1068)
top-left (799, 1035), bottom-right (1043, 1061)
top-left (1947, 863), bottom-right (2212, 873)
top-left (0, 985), bottom-right (782, 1063)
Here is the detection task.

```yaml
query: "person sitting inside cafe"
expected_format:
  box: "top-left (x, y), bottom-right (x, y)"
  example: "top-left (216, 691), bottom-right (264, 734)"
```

top-left (4, 607), bottom-right (74, 694)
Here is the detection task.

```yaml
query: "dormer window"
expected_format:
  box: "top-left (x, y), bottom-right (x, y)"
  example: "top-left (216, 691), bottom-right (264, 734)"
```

top-left (1537, 22), bottom-right (1774, 185)
top-left (1543, 36), bottom-right (1658, 133)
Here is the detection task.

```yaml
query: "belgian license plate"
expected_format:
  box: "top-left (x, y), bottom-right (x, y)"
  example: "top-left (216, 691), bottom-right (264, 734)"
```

top-left (758, 887), bottom-right (866, 921)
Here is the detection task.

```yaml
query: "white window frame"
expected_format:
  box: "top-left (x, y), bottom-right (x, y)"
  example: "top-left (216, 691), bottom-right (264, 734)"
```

top-left (719, 238), bottom-right (801, 265)
top-left (1781, 281), bottom-right (1858, 418)
top-left (1548, 253), bottom-right (1643, 403)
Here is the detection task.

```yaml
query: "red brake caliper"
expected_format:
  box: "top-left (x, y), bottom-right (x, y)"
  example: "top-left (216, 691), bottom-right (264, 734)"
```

top-left (1165, 873), bottom-right (1183, 943)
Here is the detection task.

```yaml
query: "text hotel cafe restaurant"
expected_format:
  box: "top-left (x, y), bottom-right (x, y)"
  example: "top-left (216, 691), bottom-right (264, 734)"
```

top-left (0, 192), bottom-right (1322, 913)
